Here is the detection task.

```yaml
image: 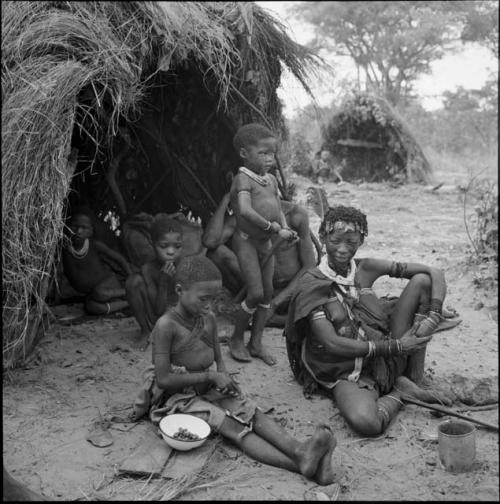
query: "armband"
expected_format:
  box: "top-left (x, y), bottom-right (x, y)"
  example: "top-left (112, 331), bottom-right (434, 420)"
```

top-left (309, 310), bottom-right (327, 322)
top-left (389, 261), bottom-right (408, 278)
top-left (366, 341), bottom-right (375, 358)
top-left (238, 189), bottom-right (251, 196)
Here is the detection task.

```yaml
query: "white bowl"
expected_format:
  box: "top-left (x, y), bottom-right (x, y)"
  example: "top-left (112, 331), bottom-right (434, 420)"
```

top-left (159, 414), bottom-right (211, 451)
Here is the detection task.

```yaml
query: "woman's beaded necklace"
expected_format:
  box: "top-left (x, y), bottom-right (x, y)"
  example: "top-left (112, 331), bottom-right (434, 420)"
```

top-left (69, 238), bottom-right (89, 259)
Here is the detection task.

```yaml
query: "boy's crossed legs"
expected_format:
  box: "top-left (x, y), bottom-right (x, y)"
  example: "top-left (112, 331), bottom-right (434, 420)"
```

top-left (230, 233), bottom-right (277, 365)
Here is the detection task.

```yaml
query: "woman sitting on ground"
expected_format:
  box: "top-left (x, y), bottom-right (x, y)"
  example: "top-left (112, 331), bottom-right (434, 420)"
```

top-left (285, 205), bottom-right (461, 436)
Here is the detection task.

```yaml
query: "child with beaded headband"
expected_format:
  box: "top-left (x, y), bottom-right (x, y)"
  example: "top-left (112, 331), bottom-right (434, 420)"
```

top-left (286, 205), bottom-right (461, 437)
top-left (228, 123), bottom-right (298, 366)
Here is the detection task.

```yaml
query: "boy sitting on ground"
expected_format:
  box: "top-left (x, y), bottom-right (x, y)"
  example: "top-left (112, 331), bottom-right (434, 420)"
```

top-left (62, 207), bottom-right (133, 316)
top-left (228, 123), bottom-right (298, 366)
top-left (126, 215), bottom-right (183, 350)
top-left (132, 254), bottom-right (338, 486)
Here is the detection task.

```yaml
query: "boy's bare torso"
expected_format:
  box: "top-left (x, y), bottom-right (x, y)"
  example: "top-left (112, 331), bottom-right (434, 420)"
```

top-left (230, 173), bottom-right (282, 241)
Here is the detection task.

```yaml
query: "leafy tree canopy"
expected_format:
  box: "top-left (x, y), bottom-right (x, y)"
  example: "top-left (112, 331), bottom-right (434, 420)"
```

top-left (443, 0), bottom-right (499, 57)
top-left (290, 1), bottom-right (495, 106)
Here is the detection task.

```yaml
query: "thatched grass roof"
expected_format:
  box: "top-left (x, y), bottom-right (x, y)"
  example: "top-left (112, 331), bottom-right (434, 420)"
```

top-left (2, 1), bottom-right (320, 367)
top-left (321, 93), bottom-right (432, 184)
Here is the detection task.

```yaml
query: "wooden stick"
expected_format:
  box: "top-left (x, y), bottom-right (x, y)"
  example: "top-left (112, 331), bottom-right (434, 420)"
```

top-left (274, 155), bottom-right (288, 201)
top-left (456, 403), bottom-right (499, 413)
top-left (274, 154), bottom-right (322, 263)
top-left (401, 396), bottom-right (499, 432)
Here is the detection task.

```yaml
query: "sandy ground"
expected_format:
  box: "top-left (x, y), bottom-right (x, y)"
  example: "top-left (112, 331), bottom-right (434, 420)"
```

top-left (3, 171), bottom-right (498, 501)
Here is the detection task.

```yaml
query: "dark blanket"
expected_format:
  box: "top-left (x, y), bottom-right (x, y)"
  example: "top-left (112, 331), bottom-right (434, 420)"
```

top-left (284, 268), bottom-right (406, 396)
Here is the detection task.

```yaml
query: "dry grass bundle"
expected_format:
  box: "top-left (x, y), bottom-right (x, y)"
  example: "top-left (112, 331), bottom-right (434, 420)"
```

top-left (2, 1), bottom-right (152, 367)
top-left (322, 93), bottom-right (432, 184)
top-left (2, 1), bottom-right (319, 368)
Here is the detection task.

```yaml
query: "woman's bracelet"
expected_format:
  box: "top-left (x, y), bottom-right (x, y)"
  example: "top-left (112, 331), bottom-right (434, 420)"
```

top-left (366, 341), bottom-right (375, 358)
top-left (263, 220), bottom-right (272, 231)
top-left (371, 339), bottom-right (403, 357)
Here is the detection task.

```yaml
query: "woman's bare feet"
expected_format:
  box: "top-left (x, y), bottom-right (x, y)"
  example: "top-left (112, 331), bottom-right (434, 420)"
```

top-left (294, 425), bottom-right (332, 478)
top-left (247, 343), bottom-right (277, 366)
top-left (395, 376), bottom-right (454, 405)
top-left (132, 331), bottom-right (150, 351)
top-left (229, 338), bottom-right (252, 362)
top-left (442, 306), bottom-right (459, 318)
top-left (315, 432), bottom-right (338, 485)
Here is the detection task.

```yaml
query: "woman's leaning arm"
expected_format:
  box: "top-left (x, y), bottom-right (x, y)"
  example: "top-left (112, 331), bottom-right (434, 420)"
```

top-left (309, 317), bottom-right (369, 358)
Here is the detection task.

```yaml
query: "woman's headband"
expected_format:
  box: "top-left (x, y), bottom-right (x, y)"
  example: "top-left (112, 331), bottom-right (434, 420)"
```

top-left (324, 219), bottom-right (366, 236)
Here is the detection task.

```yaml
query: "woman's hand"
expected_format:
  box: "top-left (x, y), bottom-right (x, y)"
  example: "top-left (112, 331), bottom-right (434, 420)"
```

top-left (399, 327), bottom-right (432, 354)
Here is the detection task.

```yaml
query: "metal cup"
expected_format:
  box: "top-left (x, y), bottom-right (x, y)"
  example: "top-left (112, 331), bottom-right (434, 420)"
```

top-left (438, 419), bottom-right (476, 473)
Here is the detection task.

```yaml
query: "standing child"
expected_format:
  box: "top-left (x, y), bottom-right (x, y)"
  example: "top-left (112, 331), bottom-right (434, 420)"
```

top-left (126, 215), bottom-right (183, 350)
top-left (229, 123), bottom-right (297, 366)
top-left (62, 207), bottom-right (133, 316)
top-left (132, 255), bottom-right (338, 486)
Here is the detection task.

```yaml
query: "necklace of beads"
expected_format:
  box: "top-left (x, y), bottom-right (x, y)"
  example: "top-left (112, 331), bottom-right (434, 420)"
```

top-left (69, 238), bottom-right (89, 259)
top-left (239, 166), bottom-right (269, 186)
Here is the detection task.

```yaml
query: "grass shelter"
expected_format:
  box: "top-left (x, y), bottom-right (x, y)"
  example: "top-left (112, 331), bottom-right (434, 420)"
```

top-left (321, 93), bottom-right (432, 184)
top-left (2, 1), bottom-right (320, 368)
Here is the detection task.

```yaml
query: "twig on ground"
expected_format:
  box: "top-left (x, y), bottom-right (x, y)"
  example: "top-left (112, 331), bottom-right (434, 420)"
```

top-left (77, 486), bottom-right (91, 501)
top-left (455, 404), bottom-right (498, 413)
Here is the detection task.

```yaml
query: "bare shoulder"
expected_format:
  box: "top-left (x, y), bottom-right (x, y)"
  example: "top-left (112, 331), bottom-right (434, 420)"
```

top-left (152, 312), bottom-right (179, 342)
top-left (357, 257), bottom-right (392, 274)
top-left (233, 172), bottom-right (253, 190)
top-left (155, 312), bottom-right (176, 331)
top-left (287, 203), bottom-right (309, 228)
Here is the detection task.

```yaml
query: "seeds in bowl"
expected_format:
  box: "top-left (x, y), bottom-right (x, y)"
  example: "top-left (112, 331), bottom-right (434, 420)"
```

top-left (172, 427), bottom-right (201, 441)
